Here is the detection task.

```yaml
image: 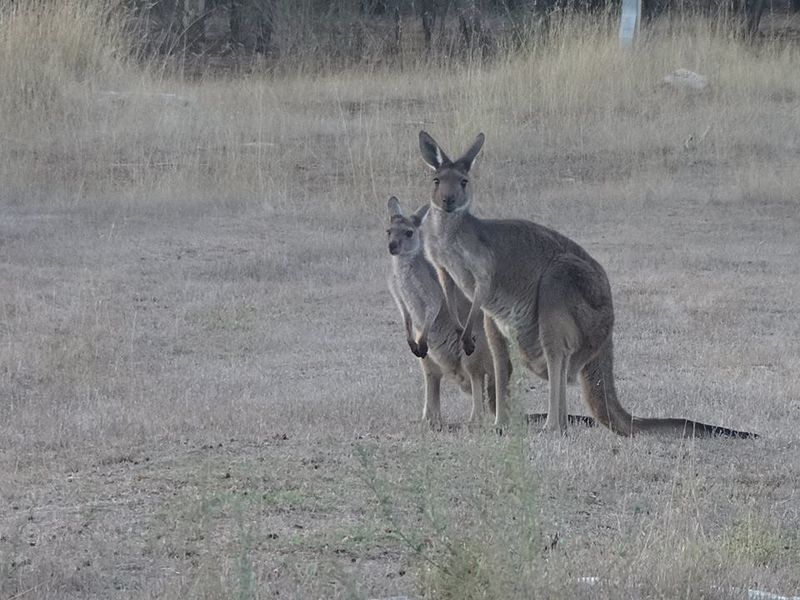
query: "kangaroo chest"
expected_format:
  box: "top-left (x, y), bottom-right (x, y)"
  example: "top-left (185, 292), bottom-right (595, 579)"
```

top-left (425, 219), bottom-right (530, 342)
top-left (398, 277), bottom-right (434, 328)
top-left (392, 258), bottom-right (449, 330)
top-left (425, 234), bottom-right (478, 298)
top-left (391, 261), bottom-right (462, 374)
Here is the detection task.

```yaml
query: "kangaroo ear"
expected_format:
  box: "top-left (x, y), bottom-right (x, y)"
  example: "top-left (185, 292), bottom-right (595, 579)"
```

top-left (419, 131), bottom-right (451, 171)
top-left (387, 196), bottom-right (403, 217)
top-left (454, 132), bottom-right (485, 173)
top-left (410, 203), bottom-right (430, 227)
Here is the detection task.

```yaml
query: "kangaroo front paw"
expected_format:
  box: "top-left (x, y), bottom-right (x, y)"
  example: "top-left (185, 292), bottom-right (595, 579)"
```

top-left (460, 334), bottom-right (476, 356)
top-left (408, 338), bottom-right (428, 358)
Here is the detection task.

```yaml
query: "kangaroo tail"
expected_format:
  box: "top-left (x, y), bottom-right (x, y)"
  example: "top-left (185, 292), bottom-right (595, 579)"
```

top-left (580, 338), bottom-right (758, 439)
top-left (631, 417), bottom-right (758, 439)
top-left (580, 338), bottom-right (636, 436)
top-left (526, 413), bottom-right (597, 427)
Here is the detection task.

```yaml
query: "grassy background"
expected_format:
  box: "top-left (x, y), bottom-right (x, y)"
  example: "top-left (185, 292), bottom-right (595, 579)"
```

top-left (1, 1), bottom-right (799, 598)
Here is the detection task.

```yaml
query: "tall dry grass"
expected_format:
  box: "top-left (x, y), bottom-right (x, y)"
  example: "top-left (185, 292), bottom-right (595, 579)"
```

top-left (0, 0), bottom-right (142, 128)
top-left (0, 0), bottom-right (135, 205)
top-left (1, 1), bottom-right (798, 213)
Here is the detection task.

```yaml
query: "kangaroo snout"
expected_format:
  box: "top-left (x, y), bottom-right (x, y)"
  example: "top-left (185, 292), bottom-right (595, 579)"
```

top-left (388, 241), bottom-right (399, 255)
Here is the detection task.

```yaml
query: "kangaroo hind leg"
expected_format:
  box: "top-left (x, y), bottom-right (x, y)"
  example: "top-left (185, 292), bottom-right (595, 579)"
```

top-left (483, 314), bottom-right (511, 426)
top-left (543, 351), bottom-right (569, 433)
top-left (538, 312), bottom-right (580, 435)
top-left (468, 372), bottom-right (485, 424)
top-left (421, 360), bottom-right (443, 429)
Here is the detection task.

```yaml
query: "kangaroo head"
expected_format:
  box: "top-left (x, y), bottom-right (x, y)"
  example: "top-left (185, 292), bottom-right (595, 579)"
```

top-left (418, 131), bottom-right (485, 213)
top-left (386, 196), bottom-right (429, 257)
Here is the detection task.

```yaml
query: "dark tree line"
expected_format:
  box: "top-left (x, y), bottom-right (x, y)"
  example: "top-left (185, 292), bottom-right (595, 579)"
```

top-left (130, 0), bottom-right (797, 60)
top-left (129, 0), bottom-right (274, 55)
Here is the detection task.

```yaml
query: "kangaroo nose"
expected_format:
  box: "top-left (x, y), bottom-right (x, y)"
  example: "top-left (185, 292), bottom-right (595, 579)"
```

top-left (388, 241), bottom-right (398, 254)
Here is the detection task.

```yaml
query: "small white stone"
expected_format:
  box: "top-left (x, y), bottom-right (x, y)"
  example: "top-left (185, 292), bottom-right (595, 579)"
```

top-left (662, 69), bottom-right (709, 91)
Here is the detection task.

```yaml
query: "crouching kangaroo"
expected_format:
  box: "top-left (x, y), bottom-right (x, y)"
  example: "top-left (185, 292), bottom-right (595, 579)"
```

top-left (386, 196), bottom-right (507, 428)
top-left (418, 130), bottom-right (757, 438)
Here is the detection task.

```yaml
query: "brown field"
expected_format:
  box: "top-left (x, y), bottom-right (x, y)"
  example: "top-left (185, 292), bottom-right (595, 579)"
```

top-left (1, 3), bottom-right (799, 599)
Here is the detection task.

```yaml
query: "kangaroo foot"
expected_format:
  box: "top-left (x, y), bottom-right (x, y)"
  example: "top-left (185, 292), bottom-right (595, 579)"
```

top-left (424, 417), bottom-right (443, 432)
top-left (542, 418), bottom-right (568, 436)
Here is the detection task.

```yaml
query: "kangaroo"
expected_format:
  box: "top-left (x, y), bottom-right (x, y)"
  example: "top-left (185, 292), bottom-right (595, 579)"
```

top-left (386, 196), bottom-right (506, 428)
top-left (418, 130), bottom-right (757, 438)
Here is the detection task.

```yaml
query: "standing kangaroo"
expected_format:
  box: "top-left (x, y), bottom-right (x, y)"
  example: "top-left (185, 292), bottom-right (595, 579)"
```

top-left (418, 130), bottom-right (756, 438)
top-left (386, 196), bottom-right (506, 427)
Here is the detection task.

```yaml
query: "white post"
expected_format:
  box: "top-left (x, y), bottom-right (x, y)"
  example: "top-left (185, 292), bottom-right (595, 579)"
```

top-left (619, 0), bottom-right (641, 48)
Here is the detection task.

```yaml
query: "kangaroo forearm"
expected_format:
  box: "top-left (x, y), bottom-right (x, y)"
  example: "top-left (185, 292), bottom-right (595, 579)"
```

top-left (402, 311), bottom-right (414, 340)
top-left (460, 282), bottom-right (489, 357)
top-left (399, 307), bottom-right (424, 357)
top-left (466, 282), bottom-right (490, 332)
top-left (463, 300), bottom-right (481, 338)
top-left (438, 270), bottom-right (463, 328)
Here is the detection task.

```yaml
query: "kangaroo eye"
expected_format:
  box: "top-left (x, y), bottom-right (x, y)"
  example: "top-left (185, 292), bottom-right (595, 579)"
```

top-left (433, 178), bottom-right (440, 186)
top-left (404, 231), bottom-right (413, 238)
top-left (461, 179), bottom-right (468, 188)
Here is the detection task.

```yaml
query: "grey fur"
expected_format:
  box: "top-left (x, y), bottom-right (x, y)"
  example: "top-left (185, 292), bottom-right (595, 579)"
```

top-left (386, 196), bottom-right (509, 428)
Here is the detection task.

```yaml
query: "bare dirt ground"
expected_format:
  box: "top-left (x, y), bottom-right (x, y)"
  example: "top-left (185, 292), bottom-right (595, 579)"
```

top-left (2, 158), bottom-right (799, 597)
top-left (2, 21), bottom-right (800, 598)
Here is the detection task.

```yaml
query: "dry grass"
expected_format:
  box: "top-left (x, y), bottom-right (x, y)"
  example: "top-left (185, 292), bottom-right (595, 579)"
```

top-left (1, 2), bottom-right (799, 598)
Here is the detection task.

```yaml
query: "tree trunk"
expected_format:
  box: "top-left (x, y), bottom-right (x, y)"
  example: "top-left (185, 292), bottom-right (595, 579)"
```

top-left (392, 6), bottom-right (402, 54)
top-left (743, 0), bottom-right (765, 36)
top-left (183, 0), bottom-right (206, 51)
top-left (420, 0), bottom-right (436, 53)
top-left (255, 0), bottom-right (275, 55)
top-left (229, 0), bottom-right (241, 46)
